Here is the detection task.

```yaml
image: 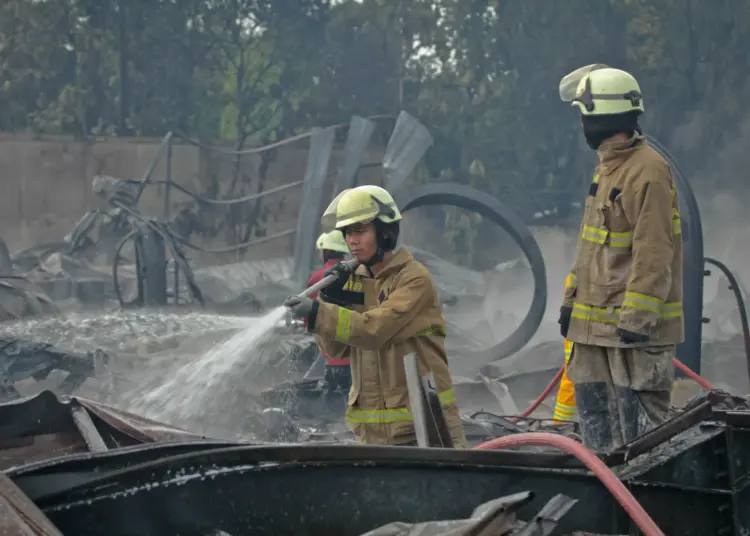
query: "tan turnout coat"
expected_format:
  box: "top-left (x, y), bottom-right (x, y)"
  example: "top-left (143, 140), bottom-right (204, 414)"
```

top-left (313, 247), bottom-right (467, 447)
top-left (562, 133), bottom-right (684, 346)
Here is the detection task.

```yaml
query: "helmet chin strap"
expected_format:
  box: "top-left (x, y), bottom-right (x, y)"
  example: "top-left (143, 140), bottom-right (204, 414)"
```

top-left (362, 247), bottom-right (385, 267)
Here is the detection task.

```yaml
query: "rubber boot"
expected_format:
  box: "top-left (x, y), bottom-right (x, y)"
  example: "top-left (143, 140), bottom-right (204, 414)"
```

top-left (615, 387), bottom-right (656, 444)
top-left (574, 382), bottom-right (616, 452)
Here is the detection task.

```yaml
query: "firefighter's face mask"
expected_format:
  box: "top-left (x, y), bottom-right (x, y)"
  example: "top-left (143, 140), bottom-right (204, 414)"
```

top-left (581, 117), bottom-right (614, 150)
top-left (342, 222), bottom-right (378, 264)
top-left (581, 112), bottom-right (641, 150)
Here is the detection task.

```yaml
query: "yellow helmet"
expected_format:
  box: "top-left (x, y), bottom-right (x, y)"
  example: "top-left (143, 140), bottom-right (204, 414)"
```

top-left (315, 230), bottom-right (350, 254)
top-left (559, 64), bottom-right (644, 116)
top-left (321, 185), bottom-right (402, 232)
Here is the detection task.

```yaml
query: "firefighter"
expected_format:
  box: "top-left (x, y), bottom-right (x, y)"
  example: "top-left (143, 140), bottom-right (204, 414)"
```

top-left (307, 231), bottom-right (352, 395)
top-left (553, 339), bottom-right (576, 423)
top-left (553, 275), bottom-right (578, 424)
top-left (557, 65), bottom-right (683, 452)
top-left (284, 184), bottom-right (468, 447)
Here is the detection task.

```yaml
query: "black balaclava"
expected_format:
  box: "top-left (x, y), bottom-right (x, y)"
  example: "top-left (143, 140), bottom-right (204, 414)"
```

top-left (581, 110), bottom-right (642, 150)
top-left (322, 250), bottom-right (345, 263)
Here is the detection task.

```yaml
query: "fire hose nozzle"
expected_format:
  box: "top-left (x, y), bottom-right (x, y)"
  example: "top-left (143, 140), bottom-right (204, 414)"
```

top-left (296, 258), bottom-right (359, 299)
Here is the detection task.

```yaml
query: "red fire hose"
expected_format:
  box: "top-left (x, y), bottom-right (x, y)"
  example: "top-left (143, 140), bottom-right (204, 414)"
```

top-left (672, 357), bottom-right (713, 390)
top-left (510, 357), bottom-right (713, 423)
top-left (479, 357), bottom-right (712, 532)
top-left (509, 366), bottom-right (565, 423)
top-left (473, 433), bottom-right (664, 536)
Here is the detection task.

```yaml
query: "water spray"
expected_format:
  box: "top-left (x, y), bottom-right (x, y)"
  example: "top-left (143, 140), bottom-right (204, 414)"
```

top-left (133, 258), bottom-right (360, 423)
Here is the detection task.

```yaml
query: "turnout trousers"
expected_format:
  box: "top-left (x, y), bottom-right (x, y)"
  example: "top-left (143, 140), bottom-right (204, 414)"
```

top-left (566, 343), bottom-right (675, 452)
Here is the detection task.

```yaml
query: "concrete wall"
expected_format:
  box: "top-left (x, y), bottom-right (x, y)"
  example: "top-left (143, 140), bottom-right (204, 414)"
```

top-left (0, 132), bottom-right (383, 264)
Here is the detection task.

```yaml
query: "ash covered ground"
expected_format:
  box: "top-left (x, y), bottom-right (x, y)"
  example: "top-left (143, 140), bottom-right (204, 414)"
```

top-left (0, 216), bottom-right (747, 442)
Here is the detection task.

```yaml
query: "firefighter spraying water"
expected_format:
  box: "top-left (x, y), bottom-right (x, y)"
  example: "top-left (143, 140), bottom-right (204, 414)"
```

top-left (285, 184), bottom-right (468, 447)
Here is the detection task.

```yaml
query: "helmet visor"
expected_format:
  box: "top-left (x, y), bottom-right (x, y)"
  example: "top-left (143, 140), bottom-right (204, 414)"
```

top-left (558, 63), bottom-right (610, 102)
top-left (320, 189), bottom-right (352, 232)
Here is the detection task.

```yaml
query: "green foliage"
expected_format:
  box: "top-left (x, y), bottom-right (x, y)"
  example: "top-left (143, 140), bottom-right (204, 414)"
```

top-left (0, 0), bottom-right (748, 239)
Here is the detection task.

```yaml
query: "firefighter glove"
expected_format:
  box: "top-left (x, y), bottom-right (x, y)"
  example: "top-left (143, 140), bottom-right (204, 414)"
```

top-left (558, 307), bottom-right (573, 338)
top-left (284, 296), bottom-right (319, 328)
top-left (320, 262), bottom-right (365, 306)
top-left (325, 261), bottom-right (354, 285)
top-left (320, 286), bottom-right (365, 306)
top-left (616, 327), bottom-right (649, 344)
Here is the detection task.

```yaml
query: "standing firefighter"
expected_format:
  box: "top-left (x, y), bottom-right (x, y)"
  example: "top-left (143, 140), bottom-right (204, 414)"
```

top-left (307, 231), bottom-right (353, 395)
top-left (285, 185), bottom-right (468, 447)
top-left (557, 65), bottom-right (684, 452)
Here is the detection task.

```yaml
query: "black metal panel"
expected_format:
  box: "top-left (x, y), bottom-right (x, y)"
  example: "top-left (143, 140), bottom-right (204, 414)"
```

top-left (646, 136), bottom-right (704, 374)
top-left (9, 440), bottom-right (246, 501)
top-left (40, 461), bottom-right (621, 536)
top-left (19, 440), bottom-right (746, 536)
top-left (625, 425), bottom-right (730, 488)
top-left (628, 482), bottom-right (734, 535)
top-left (12, 401), bottom-right (750, 535)
top-left (733, 480), bottom-right (750, 534)
top-left (727, 427), bottom-right (750, 487)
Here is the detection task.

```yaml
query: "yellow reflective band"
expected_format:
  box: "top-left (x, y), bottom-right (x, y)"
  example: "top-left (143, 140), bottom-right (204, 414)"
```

top-left (580, 226), bottom-right (633, 248)
top-left (416, 325), bottom-right (447, 337)
top-left (571, 304), bottom-right (619, 324)
top-left (581, 225), bottom-right (607, 244)
top-left (572, 301), bottom-right (683, 324)
top-left (345, 388), bottom-right (457, 424)
top-left (672, 218), bottom-right (682, 235)
top-left (564, 340), bottom-right (573, 362)
top-left (553, 411), bottom-right (576, 422)
top-left (439, 388), bottom-right (457, 405)
top-left (346, 407), bottom-right (412, 424)
top-left (623, 291), bottom-right (663, 314)
top-left (660, 301), bottom-right (683, 319)
top-left (593, 173), bottom-right (600, 184)
top-left (609, 231), bottom-right (634, 247)
top-left (334, 307), bottom-right (352, 343)
top-left (343, 280), bottom-right (363, 291)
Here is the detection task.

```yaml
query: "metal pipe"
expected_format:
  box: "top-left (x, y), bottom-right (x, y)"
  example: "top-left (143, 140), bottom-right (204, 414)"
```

top-left (296, 258), bottom-right (359, 299)
top-left (703, 256), bottom-right (750, 385)
top-left (646, 135), bottom-right (704, 374)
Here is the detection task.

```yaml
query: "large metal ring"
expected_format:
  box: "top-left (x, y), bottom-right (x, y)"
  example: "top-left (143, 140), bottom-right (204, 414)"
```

top-left (395, 182), bottom-right (547, 366)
